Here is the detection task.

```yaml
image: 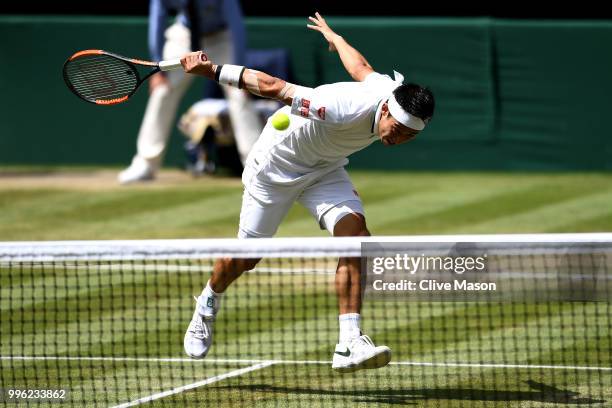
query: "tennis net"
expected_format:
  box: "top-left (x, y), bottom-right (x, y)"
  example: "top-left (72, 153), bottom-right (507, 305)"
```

top-left (1, 234), bottom-right (610, 407)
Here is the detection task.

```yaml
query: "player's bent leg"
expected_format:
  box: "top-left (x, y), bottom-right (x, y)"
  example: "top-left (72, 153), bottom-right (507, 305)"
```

top-left (332, 212), bottom-right (370, 238)
top-left (184, 184), bottom-right (292, 358)
top-left (333, 213), bottom-right (369, 314)
top-left (210, 257), bottom-right (261, 293)
top-left (184, 256), bottom-right (261, 359)
top-left (330, 212), bottom-right (391, 372)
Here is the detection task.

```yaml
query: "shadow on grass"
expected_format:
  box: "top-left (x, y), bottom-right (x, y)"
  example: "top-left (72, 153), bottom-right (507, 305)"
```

top-left (214, 380), bottom-right (605, 405)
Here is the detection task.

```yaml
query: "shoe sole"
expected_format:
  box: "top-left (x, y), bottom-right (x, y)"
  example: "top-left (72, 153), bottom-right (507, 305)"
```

top-left (119, 176), bottom-right (155, 185)
top-left (332, 347), bottom-right (391, 373)
top-left (184, 337), bottom-right (209, 360)
top-left (362, 347), bottom-right (391, 370)
top-left (185, 351), bottom-right (207, 359)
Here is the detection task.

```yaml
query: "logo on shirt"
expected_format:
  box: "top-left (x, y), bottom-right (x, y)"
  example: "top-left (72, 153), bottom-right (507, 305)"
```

top-left (299, 99), bottom-right (311, 118)
top-left (317, 107), bottom-right (326, 120)
top-left (352, 189), bottom-right (360, 197)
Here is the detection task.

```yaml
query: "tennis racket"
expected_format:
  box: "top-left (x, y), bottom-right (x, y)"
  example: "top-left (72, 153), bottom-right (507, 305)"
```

top-left (62, 49), bottom-right (206, 105)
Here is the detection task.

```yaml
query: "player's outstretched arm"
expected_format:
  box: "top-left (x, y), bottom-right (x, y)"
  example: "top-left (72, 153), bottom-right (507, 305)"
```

top-left (181, 51), bottom-right (298, 106)
top-left (307, 12), bottom-right (373, 82)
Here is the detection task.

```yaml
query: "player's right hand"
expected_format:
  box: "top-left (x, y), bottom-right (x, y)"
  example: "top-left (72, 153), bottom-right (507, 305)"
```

top-left (181, 51), bottom-right (214, 78)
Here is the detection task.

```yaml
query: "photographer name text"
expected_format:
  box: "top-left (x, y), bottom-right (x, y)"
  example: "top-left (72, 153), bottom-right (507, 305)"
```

top-left (372, 279), bottom-right (496, 292)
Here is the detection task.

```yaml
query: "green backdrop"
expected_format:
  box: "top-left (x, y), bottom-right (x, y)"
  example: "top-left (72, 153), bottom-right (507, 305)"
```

top-left (0, 16), bottom-right (611, 170)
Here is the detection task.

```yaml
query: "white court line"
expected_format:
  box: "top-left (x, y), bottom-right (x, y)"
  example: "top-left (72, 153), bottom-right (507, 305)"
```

top-left (111, 360), bottom-right (276, 408)
top-left (390, 361), bottom-right (612, 371)
top-left (2, 355), bottom-right (611, 371)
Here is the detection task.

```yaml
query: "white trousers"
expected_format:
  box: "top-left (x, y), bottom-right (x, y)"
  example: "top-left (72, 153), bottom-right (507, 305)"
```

top-left (132, 23), bottom-right (261, 169)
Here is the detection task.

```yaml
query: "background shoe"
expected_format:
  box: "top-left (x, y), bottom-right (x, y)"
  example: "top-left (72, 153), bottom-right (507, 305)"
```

top-left (118, 159), bottom-right (155, 184)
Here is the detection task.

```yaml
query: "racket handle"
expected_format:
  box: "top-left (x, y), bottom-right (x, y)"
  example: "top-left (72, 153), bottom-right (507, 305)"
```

top-left (159, 58), bottom-right (183, 71)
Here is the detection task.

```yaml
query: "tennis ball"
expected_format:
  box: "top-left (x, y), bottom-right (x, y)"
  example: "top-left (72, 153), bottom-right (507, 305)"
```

top-left (271, 113), bottom-right (290, 130)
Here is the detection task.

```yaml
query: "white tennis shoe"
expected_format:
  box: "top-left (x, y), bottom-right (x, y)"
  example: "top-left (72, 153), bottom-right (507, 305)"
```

top-left (118, 159), bottom-right (155, 184)
top-left (332, 334), bottom-right (391, 373)
top-left (184, 297), bottom-right (215, 359)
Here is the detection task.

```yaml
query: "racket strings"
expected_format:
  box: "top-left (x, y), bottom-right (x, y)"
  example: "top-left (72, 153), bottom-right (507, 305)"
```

top-left (64, 54), bottom-right (140, 101)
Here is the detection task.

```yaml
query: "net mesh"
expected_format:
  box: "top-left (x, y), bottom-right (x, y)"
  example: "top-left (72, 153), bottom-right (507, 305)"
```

top-left (1, 234), bottom-right (610, 407)
top-left (63, 54), bottom-right (139, 102)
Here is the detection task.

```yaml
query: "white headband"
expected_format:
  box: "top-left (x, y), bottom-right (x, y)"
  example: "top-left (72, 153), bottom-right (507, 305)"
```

top-left (387, 70), bottom-right (426, 131)
top-left (387, 95), bottom-right (425, 131)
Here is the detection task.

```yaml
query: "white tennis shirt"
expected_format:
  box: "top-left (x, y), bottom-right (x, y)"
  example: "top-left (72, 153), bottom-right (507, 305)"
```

top-left (243, 72), bottom-right (400, 200)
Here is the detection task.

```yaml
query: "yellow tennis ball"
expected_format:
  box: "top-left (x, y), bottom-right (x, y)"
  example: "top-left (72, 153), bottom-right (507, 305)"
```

top-left (271, 113), bottom-right (290, 130)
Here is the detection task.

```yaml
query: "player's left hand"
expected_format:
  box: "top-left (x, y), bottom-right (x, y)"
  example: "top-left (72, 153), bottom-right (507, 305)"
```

top-left (307, 12), bottom-right (340, 52)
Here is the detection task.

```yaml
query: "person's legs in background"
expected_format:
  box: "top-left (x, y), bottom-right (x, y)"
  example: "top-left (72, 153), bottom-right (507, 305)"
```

top-left (119, 23), bottom-right (194, 184)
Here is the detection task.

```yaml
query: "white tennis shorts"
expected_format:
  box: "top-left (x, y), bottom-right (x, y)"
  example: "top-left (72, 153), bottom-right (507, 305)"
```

top-left (238, 166), bottom-right (364, 239)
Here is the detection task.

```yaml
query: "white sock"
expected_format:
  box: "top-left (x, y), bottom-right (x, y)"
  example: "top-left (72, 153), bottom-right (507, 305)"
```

top-left (339, 313), bottom-right (361, 345)
top-left (197, 280), bottom-right (222, 317)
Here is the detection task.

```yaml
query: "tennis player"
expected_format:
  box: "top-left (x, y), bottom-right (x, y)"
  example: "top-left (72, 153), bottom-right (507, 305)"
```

top-left (182, 13), bottom-right (435, 372)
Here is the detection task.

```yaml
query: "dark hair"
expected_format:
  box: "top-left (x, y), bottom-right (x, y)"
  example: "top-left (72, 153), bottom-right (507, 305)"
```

top-left (393, 83), bottom-right (435, 123)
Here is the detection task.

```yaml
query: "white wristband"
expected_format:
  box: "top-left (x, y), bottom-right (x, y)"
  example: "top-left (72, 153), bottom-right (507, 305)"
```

top-left (216, 64), bottom-right (245, 88)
